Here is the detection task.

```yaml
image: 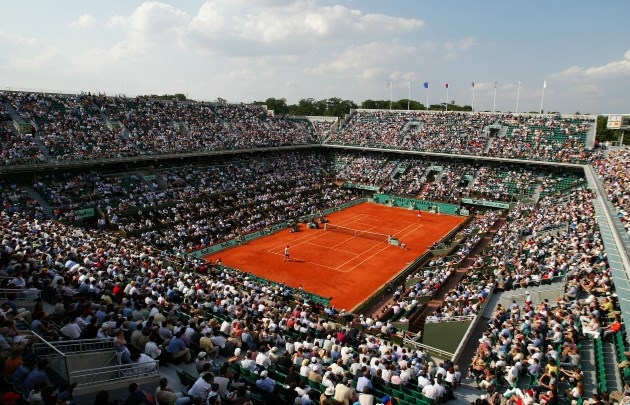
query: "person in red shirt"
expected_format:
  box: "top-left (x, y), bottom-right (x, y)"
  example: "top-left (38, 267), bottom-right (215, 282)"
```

top-left (112, 282), bottom-right (124, 297)
top-left (602, 315), bottom-right (622, 341)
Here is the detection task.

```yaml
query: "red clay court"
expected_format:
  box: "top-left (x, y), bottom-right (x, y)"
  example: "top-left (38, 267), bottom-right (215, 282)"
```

top-left (206, 202), bottom-right (466, 311)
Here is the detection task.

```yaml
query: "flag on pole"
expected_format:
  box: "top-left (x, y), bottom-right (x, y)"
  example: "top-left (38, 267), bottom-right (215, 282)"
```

top-left (494, 81), bottom-right (498, 88)
top-left (424, 82), bottom-right (429, 89)
top-left (543, 81), bottom-right (547, 88)
top-left (445, 82), bottom-right (449, 89)
top-left (471, 82), bottom-right (475, 88)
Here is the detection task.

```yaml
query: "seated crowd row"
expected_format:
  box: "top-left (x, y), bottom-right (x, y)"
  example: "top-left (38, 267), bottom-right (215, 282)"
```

top-left (1, 91), bottom-right (597, 165)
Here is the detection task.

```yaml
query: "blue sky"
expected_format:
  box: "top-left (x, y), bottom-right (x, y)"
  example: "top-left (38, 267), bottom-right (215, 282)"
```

top-left (1, 0), bottom-right (629, 114)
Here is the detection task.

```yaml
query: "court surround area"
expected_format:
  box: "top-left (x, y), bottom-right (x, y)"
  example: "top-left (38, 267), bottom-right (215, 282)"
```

top-left (206, 202), bottom-right (466, 310)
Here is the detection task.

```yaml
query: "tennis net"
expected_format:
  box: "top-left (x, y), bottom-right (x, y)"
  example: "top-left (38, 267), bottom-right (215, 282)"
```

top-left (324, 223), bottom-right (390, 242)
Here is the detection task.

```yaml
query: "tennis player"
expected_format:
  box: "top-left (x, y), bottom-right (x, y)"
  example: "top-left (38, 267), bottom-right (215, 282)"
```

top-left (417, 211), bottom-right (422, 221)
top-left (284, 245), bottom-right (290, 262)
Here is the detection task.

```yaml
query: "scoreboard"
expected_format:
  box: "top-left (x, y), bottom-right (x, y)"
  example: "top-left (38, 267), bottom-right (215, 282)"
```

top-left (607, 115), bottom-right (630, 129)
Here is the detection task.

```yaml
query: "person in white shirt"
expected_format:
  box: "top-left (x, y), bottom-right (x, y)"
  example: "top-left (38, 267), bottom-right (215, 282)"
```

top-left (418, 371), bottom-right (432, 388)
top-left (59, 318), bottom-right (82, 340)
top-left (422, 382), bottom-right (438, 400)
top-left (130, 351), bottom-right (157, 375)
top-left (144, 335), bottom-right (162, 361)
top-left (188, 373), bottom-right (214, 403)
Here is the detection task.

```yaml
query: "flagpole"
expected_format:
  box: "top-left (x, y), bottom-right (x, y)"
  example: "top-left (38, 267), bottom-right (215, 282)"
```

top-left (387, 82), bottom-right (392, 110)
top-left (492, 81), bottom-right (497, 113)
top-left (407, 82), bottom-right (411, 111)
top-left (516, 81), bottom-right (521, 113)
top-left (445, 82), bottom-right (449, 112)
top-left (540, 81), bottom-right (547, 114)
top-left (424, 82), bottom-right (429, 111)
top-left (471, 82), bottom-right (475, 113)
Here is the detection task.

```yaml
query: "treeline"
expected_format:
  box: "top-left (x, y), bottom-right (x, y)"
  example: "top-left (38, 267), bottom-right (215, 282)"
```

top-left (253, 97), bottom-right (473, 117)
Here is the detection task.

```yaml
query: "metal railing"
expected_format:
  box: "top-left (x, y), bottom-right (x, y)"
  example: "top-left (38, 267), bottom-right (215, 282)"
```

top-left (425, 314), bottom-right (476, 324)
top-left (69, 360), bottom-right (159, 387)
top-left (0, 288), bottom-right (42, 301)
top-left (33, 338), bottom-right (114, 357)
top-left (402, 333), bottom-right (454, 361)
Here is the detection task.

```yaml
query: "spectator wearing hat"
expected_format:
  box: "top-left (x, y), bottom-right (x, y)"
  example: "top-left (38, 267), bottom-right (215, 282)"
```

top-left (320, 385), bottom-right (335, 403)
top-left (255, 370), bottom-right (275, 393)
top-left (300, 358), bottom-right (312, 377)
top-left (196, 351), bottom-right (211, 373)
top-left (308, 360), bottom-right (323, 383)
top-left (268, 346), bottom-right (280, 364)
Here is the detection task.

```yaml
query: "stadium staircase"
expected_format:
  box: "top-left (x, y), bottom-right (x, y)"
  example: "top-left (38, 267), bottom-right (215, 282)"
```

top-left (580, 337), bottom-right (622, 396)
top-left (4, 101), bottom-right (24, 125)
top-left (530, 183), bottom-right (542, 202)
top-left (409, 217), bottom-right (506, 336)
top-left (32, 135), bottom-right (53, 162)
top-left (484, 137), bottom-right (494, 153)
top-left (321, 128), bottom-right (337, 144)
top-left (23, 185), bottom-right (54, 218)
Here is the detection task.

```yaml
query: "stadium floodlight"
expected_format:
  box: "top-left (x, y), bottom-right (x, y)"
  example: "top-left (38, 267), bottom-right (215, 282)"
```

top-left (516, 81), bottom-right (521, 114)
top-left (540, 81), bottom-right (547, 114)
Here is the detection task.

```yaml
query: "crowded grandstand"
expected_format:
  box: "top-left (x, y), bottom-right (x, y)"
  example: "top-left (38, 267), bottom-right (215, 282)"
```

top-left (1, 90), bottom-right (629, 405)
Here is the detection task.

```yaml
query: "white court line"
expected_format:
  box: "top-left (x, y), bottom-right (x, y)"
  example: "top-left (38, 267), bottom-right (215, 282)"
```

top-left (265, 227), bottom-right (332, 255)
top-left (302, 241), bottom-right (366, 256)
top-left (265, 211), bottom-right (428, 272)
top-left (337, 242), bottom-right (392, 273)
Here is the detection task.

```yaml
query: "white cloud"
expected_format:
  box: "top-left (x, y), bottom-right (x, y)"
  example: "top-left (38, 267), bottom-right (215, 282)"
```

top-left (10, 47), bottom-right (63, 70)
top-left (309, 42), bottom-right (417, 78)
top-left (556, 50), bottom-right (630, 78)
top-left (186, 0), bottom-right (423, 56)
top-left (127, 2), bottom-right (189, 40)
top-left (106, 15), bottom-right (127, 30)
top-left (69, 14), bottom-right (97, 29)
top-left (71, 2), bottom-right (191, 73)
top-left (443, 37), bottom-right (478, 60)
top-left (0, 31), bottom-right (40, 46)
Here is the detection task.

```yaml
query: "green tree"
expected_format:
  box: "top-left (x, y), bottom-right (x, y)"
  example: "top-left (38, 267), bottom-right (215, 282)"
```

top-left (596, 115), bottom-right (619, 142)
top-left (263, 98), bottom-right (289, 116)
